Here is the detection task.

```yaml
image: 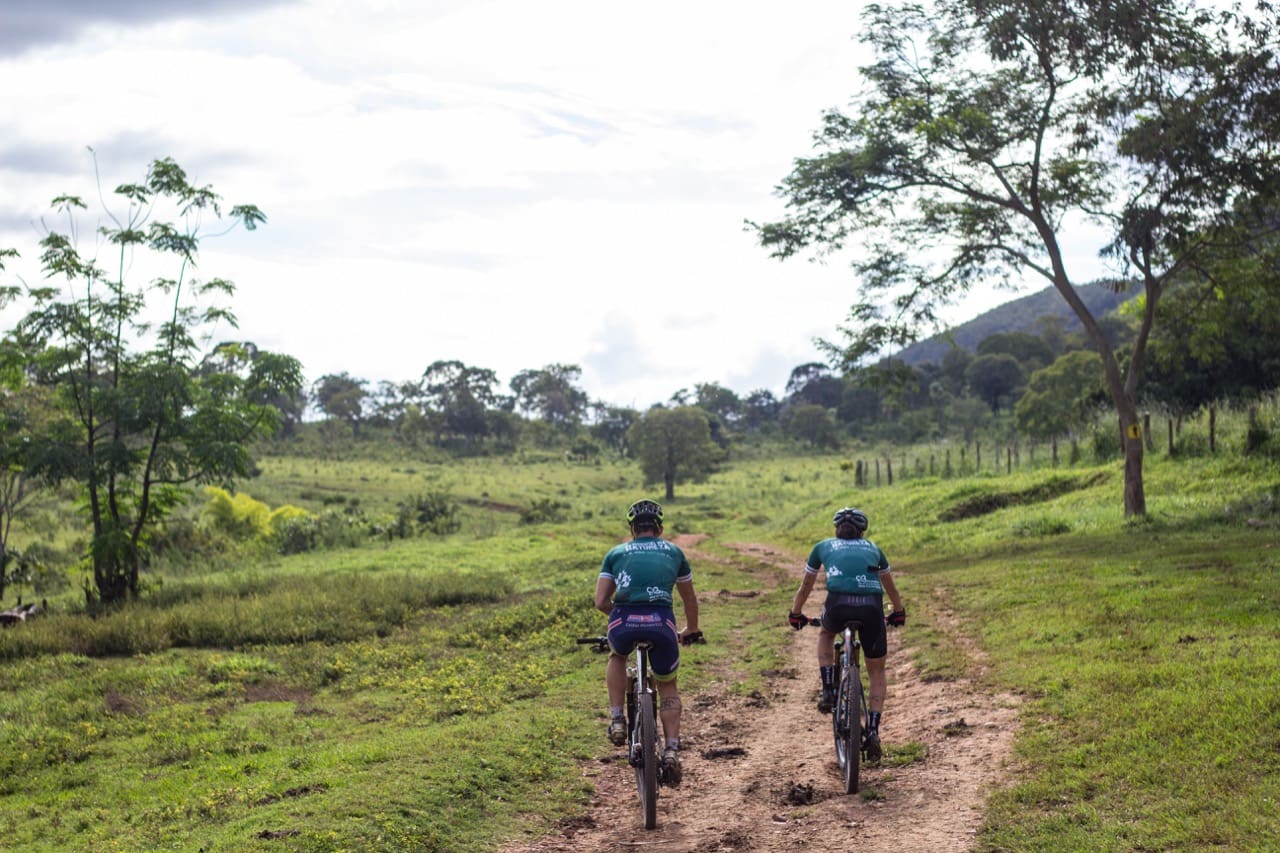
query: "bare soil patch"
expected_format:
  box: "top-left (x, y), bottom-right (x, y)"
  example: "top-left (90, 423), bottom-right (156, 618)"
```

top-left (503, 540), bottom-right (1020, 852)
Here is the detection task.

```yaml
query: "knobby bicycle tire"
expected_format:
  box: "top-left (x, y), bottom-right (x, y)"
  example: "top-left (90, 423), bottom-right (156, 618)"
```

top-left (833, 661), bottom-right (862, 794)
top-left (635, 691), bottom-right (659, 829)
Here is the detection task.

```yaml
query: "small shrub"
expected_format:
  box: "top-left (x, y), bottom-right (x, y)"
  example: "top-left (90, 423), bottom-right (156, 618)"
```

top-left (520, 498), bottom-right (569, 525)
top-left (1090, 426), bottom-right (1121, 461)
top-left (311, 509), bottom-right (370, 550)
top-left (203, 487), bottom-right (271, 540)
top-left (273, 515), bottom-right (318, 555)
top-left (396, 491), bottom-right (462, 536)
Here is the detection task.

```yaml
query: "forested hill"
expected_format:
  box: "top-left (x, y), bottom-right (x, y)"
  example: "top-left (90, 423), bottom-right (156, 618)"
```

top-left (894, 282), bottom-right (1133, 366)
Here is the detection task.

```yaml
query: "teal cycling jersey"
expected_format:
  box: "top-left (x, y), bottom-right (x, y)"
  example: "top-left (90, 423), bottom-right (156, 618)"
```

top-left (599, 535), bottom-right (692, 606)
top-left (805, 537), bottom-right (890, 595)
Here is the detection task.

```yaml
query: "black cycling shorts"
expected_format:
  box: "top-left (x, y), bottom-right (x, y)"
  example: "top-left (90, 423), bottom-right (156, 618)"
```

top-left (606, 605), bottom-right (681, 680)
top-left (820, 593), bottom-right (888, 659)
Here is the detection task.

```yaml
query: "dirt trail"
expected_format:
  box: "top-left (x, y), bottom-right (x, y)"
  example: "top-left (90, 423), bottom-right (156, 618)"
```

top-left (503, 539), bottom-right (1020, 852)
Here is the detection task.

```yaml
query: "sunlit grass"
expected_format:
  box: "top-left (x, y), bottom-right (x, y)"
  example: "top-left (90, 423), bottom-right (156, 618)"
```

top-left (2, 438), bottom-right (1279, 850)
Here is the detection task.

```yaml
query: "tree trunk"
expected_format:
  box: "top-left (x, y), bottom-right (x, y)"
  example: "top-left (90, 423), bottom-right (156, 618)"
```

top-left (664, 471), bottom-right (674, 501)
top-left (1209, 405), bottom-right (1217, 454)
top-left (1121, 411), bottom-right (1147, 516)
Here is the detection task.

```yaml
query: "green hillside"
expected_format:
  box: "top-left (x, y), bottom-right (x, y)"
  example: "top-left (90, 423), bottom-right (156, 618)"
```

top-left (894, 282), bottom-right (1134, 366)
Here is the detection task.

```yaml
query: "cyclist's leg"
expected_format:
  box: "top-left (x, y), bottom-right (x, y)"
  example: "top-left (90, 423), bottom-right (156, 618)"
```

top-left (606, 652), bottom-right (627, 709)
top-left (858, 608), bottom-right (889, 758)
top-left (605, 612), bottom-right (635, 744)
top-left (858, 609), bottom-right (890, 713)
top-left (865, 655), bottom-right (887, 712)
top-left (651, 624), bottom-right (685, 787)
top-left (602, 652), bottom-right (628, 744)
top-left (863, 655), bottom-right (886, 759)
top-left (649, 619), bottom-right (683, 747)
top-left (816, 627), bottom-right (837, 666)
top-left (655, 676), bottom-right (681, 744)
top-left (816, 598), bottom-right (850, 713)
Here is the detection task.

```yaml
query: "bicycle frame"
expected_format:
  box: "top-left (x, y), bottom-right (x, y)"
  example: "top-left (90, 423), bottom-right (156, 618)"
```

top-left (625, 642), bottom-right (661, 829)
top-left (576, 635), bottom-right (661, 829)
top-left (802, 617), bottom-right (871, 793)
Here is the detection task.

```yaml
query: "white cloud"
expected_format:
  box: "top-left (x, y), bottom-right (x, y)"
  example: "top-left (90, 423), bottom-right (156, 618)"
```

top-left (0, 0), bottom-right (1113, 411)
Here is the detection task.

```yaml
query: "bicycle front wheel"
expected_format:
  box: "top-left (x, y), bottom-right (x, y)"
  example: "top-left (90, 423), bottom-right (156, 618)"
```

top-left (634, 691), bottom-right (659, 828)
top-left (833, 664), bottom-right (861, 794)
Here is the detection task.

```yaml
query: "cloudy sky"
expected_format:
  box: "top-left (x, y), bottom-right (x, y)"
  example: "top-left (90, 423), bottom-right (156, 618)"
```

top-left (0, 0), bottom-right (1088, 410)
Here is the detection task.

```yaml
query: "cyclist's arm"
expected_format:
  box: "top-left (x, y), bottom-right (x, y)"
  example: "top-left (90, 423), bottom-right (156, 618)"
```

top-left (594, 575), bottom-right (616, 615)
top-left (676, 577), bottom-right (699, 635)
top-left (790, 564), bottom-right (819, 614)
top-left (880, 568), bottom-right (904, 613)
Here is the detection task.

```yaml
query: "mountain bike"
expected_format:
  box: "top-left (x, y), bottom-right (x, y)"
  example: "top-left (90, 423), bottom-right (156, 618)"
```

top-left (802, 616), bottom-right (873, 793)
top-left (576, 631), bottom-right (704, 829)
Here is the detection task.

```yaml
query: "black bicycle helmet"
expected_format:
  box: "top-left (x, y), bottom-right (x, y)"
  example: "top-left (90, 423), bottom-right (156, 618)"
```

top-left (832, 507), bottom-right (868, 533)
top-left (627, 499), bottom-right (664, 526)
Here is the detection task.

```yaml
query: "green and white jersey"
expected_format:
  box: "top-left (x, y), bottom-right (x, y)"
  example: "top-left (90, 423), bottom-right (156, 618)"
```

top-left (599, 536), bottom-right (692, 606)
top-left (805, 537), bottom-right (890, 595)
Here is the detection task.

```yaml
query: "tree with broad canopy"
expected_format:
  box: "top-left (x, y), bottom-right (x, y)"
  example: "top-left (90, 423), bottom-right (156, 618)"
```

top-left (627, 406), bottom-right (722, 500)
top-left (4, 156), bottom-right (302, 603)
top-left (753, 0), bottom-right (1280, 515)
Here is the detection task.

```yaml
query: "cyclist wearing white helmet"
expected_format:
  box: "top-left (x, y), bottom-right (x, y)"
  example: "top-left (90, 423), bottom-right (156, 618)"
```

top-left (788, 506), bottom-right (905, 757)
top-left (595, 499), bottom-right (700, 786)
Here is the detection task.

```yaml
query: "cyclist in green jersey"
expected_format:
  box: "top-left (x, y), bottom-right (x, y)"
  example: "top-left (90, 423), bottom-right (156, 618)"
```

top-left (788, 507), bottom-right (905, 756)
top-left (595, 499), bottom-right (700, 786)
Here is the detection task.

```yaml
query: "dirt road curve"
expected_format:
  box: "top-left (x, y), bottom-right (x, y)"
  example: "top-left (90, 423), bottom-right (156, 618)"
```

top-left (502, 540), bottom-right (1020, 853)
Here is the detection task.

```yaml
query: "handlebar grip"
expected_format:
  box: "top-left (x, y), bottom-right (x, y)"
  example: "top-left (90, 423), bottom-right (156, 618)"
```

top-left (681, 630), bottom-right (706, 646)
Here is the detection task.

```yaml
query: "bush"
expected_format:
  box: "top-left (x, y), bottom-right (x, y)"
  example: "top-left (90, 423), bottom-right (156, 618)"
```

top-left (273, 515), bottom-right (317, 555)
top-left (203, 487), bottom-right (271, 539)
top-left (395, 491), bottom-right (461, 537)
top-left (1090, 425), bottom-right (1121, 461)
top-left (313, 509), bottom-right (372, 550)
top-left (520, 498), bottom-right (569, 525)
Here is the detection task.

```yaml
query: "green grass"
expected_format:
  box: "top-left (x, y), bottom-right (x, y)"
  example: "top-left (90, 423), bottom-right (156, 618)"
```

top-left (2, 441), bottom-right (1279, 850)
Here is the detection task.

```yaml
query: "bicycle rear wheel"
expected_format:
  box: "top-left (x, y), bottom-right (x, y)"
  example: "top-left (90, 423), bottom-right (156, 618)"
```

top-left (833, 663), bottom-right (861, 794)
top-left (634, 691), bottom-right (659, 828)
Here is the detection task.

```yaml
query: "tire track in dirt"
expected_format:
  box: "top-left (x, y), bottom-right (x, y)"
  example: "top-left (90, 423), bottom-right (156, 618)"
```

top-left (503, 539), bottom-right (1020, 852)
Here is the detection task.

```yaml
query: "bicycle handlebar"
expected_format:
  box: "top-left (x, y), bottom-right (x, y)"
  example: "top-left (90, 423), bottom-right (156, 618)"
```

top-left (793, 615), bottom-right (893, 629)
top-left (575, 632), bottom-right (707, 650)
top-left (575, 636), bottom-right (610, 653)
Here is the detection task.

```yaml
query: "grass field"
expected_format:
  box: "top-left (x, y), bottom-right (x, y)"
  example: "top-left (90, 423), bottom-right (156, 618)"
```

top-left (1, 438), bottom-right (1278, 851)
